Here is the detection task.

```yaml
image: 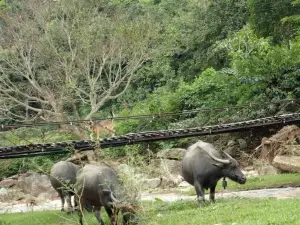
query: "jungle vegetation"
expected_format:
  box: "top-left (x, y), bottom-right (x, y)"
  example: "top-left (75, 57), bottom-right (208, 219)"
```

top-left (1, 0), bottom-right (300, 175)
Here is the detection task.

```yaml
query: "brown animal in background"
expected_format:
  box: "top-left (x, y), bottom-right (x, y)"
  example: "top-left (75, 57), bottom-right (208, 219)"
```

top-left (85, 120), bottom-right (115, 140)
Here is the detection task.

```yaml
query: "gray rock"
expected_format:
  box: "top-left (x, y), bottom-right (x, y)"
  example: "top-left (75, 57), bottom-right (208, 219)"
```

top-left (0, 178), bottom-right (18, 188)
top-left (144, 178), bottom-right (162, 189)
top-left (160, 175), bottom-right (183, 188)
top-left (242, 170), bottom-right (258, 177)
top-left (258, 165), bottom-right (281, 175)
top-left (273, 155), bottom-right (300, 172)
top-left (238, 138), bottom-right (247, 150)
top-left (152, 159), bottom-right (182, 177)
top-left (16, 172), bottom-right (56, 197)
top-left (0, 188), bottom-right (8, 196)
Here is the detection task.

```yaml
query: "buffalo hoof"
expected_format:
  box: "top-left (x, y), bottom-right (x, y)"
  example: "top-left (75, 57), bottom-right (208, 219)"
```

top-left (61, 208), bottom-right (65, 212)
top-left (66, 210), bottom-right (74, 215)
top-left (197, 199), bottom-right (205, 207)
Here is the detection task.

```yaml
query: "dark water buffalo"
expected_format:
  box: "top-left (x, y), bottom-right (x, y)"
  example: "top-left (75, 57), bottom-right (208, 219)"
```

top-left (50, 161), bottom-right (79, 212)
top-left (182, 140), bottom-right (246, 204)
top-left (75, 164), bottom-right (137, 225)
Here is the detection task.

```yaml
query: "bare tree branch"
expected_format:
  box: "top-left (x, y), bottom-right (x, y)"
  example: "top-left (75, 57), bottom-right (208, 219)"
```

top-left (0, 0), bottom-right (161, 123)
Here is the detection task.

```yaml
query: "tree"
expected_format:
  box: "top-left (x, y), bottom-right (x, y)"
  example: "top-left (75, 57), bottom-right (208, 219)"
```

top-left (169, 0), bottom-right (249, 81)
top-left (0, 0), bottom-right (161, 123)
top-left (249, 0), bottom-right (300, 44)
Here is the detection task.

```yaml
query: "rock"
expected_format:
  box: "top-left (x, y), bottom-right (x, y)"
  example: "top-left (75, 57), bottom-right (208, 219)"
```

top-left (36, 192), bottom-right (53, 202)
top-left (16, 172), bottom-right (57, 198)
top-left (143, 178), bottom-right (162, 189)
top-left (0, 178), bottom-right (18, 188)
top-left (0, 188), bottom-right (8, 196)
top-left (152, 159), bottom-right (182, 177)
top-left (237, 138), bottom-right (247, 150)
top-left (272, 155), bottom-right (300, 172)
top-left (157, 148), bottom-right (186, 160)
top-left (160, 175), bottom-right (183, 188)
top-left (8, 175), bottom-right (19, 180)
top-left (242, 170), bottom-right (258, 177)
top-left (258, 165), bottom-right (281, 175)
top-left (178, 181), bottom-right (190, 187)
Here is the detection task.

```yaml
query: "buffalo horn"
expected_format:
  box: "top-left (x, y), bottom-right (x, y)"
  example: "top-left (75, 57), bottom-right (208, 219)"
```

top-left (222, 151), bottom-right (234, 161)
top-left (110, 192), bottom-right (121, 203)
top-left (207, 149), bottom-right (230, 164)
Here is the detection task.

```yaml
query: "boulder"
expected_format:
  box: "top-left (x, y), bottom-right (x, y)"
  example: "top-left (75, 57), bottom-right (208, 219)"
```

top-left (160, 175), bottom-right (184, 188)
top-left (258, 165), bottom-right (281, 175)
top-left (143, 178), bottom-right (162, 189)
top-left (16, 171), bottom-right (57, 198)
top-left (152, 159), bottom-right (182, 177)
top-left (0, 178), bottom-right (18, 188)
top-left (272, 155), bottom-right (300, 172)
top-left (157, 148), bottom-right (186, 160)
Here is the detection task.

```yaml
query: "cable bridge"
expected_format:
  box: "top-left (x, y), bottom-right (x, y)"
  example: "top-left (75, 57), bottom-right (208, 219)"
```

top-left (1, 113), bottom-right (300, 159)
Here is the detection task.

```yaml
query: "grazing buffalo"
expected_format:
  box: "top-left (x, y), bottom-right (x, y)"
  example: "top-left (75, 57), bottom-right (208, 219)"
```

top-left (75, 164), bottom-right (137, 225)
top-left (50, 161), bottom-right (79, 212)
top-left (182, 140), bottom-right (246, 204)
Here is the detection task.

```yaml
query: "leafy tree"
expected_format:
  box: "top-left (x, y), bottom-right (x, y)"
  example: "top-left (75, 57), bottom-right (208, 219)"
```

top-left (249, 0), bottom-right (300, 44)
top-left (172, 0), bottom-right (249, 81)
top-left (224, 25), bottom-right (300, 103)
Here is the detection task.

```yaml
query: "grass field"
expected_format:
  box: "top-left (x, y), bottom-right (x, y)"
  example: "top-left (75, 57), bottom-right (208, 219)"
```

top-left (2, 173), bottom-right (300, 225)
top-left (143, 198), bottom-right (300, 225)
top-left (0, 210), bottom-right (102, 225)
top-left (2, 198), bottom-right (300, 225)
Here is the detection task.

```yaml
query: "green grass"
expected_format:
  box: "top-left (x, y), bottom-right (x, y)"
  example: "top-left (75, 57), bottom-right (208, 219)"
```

top-left (0, 210), bottom-right (108, 225)
top-left (141, 198), bottom-right (300, 225)
top-left (2, 198), bottom-right (300, 225)
top-left (183, 173), bottom-right (300, 196)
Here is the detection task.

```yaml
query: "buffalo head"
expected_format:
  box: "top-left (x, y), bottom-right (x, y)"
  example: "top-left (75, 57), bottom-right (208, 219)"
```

top-left (208, 150), bottom-right (246, 184)
top-left (107, 191), bottom-right (138, 225)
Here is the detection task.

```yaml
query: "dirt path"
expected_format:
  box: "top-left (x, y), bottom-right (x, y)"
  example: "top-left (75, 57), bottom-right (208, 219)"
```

top-left (1, 187), bottom-right (300, 214)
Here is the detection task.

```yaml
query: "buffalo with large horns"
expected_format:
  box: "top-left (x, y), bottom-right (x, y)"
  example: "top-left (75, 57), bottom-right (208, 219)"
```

top-left (75, 164), bottom-right (137, 225)
top-left (182, 140), bottom-right (246, 204)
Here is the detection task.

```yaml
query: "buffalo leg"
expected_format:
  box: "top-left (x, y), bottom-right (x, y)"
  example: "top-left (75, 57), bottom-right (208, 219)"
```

top-left (58, 191), bottom-right (65, 212)
top-left (65, 194), bottom-right (73, 213)
top-left (194, 181), bottom-right (205, 205)
top-left (104, 205), bottom-right (117, 225)
top-left (209, 185), bottom-right (216, 203)
top-left (94, 207), bottom-right (105, 225)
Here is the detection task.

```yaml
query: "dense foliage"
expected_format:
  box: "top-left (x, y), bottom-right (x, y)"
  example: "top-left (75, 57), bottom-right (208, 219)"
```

top-left (1, 0), bottom-right (300, 174)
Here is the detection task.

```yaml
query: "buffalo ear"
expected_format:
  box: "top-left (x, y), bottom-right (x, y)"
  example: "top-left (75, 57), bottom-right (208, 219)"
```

top-left (213, 163), bottom-right (224, 168)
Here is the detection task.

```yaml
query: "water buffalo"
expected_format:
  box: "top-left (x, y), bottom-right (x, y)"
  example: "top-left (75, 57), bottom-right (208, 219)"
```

top-left (182, 140), bottom-right (246, 204)
top-left (50, 161), bottom-right (79, 212)
top-left (75, 164), bottom-right (137, 225)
